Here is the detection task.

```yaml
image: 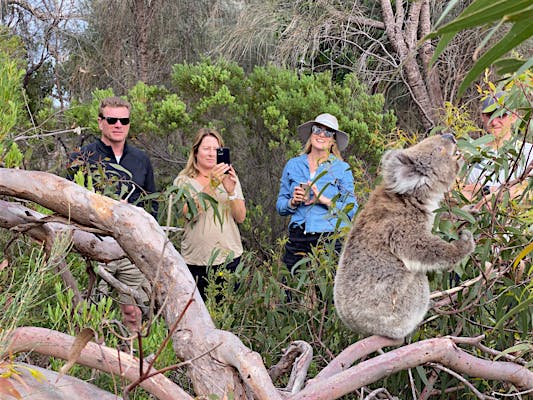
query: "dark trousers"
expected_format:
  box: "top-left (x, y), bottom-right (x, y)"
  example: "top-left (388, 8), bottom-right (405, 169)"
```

top-left (187, 256), bottom-right (241, 300)
top-left (282, 225), bottom-right (342, 271)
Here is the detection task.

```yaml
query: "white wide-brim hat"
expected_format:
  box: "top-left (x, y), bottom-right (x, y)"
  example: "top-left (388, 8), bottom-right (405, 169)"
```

top-left (297, 113), bottom-right (349, 151)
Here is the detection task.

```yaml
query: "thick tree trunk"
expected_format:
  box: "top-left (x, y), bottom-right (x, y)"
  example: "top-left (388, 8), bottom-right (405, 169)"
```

top-left (0, 169), bottom-right (278, 399)
top-left (132, 0), bottom-right (161, 84)
top-left (380, 0), bottom-right (440, 130)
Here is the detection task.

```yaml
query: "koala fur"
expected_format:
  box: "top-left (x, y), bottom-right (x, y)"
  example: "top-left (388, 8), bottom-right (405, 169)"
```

top-left (333, 134), bottom-right (475, 339)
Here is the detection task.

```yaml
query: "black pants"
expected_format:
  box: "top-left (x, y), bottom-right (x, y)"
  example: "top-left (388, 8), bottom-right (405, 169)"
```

top-left (187, 256), bottom-right (241, 300)
top-left (282, 225), bottom-right (342, 271)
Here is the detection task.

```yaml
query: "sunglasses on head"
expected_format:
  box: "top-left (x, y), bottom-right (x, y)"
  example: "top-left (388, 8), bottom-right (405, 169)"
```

top-left (311, 124), bottom-right (336, 138)
top-left (99, 115), bottom-right (130, 125)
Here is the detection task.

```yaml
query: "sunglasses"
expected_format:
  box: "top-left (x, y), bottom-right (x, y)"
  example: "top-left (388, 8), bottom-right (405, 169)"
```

top-left (481, 109), bottom-right (511, 119)
top-left (99, 115), bottom-right (130, 125)
top-left (311, 125), bottom-right (336, 138)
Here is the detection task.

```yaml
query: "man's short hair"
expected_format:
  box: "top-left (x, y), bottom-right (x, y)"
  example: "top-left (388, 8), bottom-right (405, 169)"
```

top-left (99, 97), bottom-right (131, 115)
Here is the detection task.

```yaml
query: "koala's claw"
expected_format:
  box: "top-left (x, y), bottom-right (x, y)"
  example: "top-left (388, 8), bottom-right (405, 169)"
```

top-left (461, 204), bottom-right (480, 215)
top-left (458, 229), bottom-right (475, 253)
top-left (459, 229), bottom-right (473, 242)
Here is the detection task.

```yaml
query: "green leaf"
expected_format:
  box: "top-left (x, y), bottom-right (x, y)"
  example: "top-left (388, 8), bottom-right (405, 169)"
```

top-left (494, 343), bottom-right (532, 361)
top-left (429, 32), bottom-right (455, 68)
top-left (428, 0), bottom-right (532, 38)
top-left (458, 19), bottom-right (533, 96)
top-left (513, 54), bottom-right (533, 76)
top-left (434, 0), bottom-right (462, 28)
top-left (493, 295), bottom-right (533, 332)
top-left (451, 207), bottom-right (477, 224)
top-left (471, 134), bottom-right (496, 147)
top-left (506, 6), bottom-right (533, 22)
top-left (494, 58), bottom-right (529, 75)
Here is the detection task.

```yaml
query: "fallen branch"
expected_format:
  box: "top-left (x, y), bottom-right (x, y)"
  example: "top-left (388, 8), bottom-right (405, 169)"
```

top-left (0, 200), bottom-right (125, 262)
top-left (1, 361), bottom-right (123, 400)
top-left (3, 326), bottom-right (193, 400)
top-left (292, 336), bottom-right (533, 400)
top-left (0, 170), bottom-right (280, 398)
top-left (311, 335), bottom-right (403, 382)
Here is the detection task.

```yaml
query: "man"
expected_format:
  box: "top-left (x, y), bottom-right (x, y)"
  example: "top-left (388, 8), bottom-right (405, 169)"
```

top-left (68, 96), bottom-right (158, 333)
top-left (462, 92), bottom-right (532, 209)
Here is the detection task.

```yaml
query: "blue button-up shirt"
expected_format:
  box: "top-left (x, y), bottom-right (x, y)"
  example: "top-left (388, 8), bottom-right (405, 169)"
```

top-left (276, 154), bottom-right (357, 233)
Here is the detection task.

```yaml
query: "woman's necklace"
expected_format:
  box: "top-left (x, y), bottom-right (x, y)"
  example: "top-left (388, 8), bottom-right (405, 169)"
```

top-left (197, 169), bottom-right (211, 179)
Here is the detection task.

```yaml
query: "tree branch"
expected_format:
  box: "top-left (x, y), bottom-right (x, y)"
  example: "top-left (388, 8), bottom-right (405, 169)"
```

top-left (1, 361), bottom-right (124, 400)
top-left (293, 336), bottom-right (533, 399)
top-left (0, 169), bottom-right (278, 399)
top-left (3, 326), bottom-right (192, 400)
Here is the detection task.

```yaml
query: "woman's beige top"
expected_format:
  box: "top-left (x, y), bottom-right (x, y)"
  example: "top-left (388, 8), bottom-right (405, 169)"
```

top-left (174, 175), bottom-right (244, 266)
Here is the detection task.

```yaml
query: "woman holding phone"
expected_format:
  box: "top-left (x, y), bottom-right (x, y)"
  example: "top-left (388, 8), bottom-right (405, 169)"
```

top-left (174, 128), bottom-right (246, 299)
top-left (276, 113), bottom-right (357, 271)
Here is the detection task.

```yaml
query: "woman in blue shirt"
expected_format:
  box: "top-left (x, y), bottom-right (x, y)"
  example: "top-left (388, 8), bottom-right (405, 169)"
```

top-left (277, 113), bottom-right (358, 270)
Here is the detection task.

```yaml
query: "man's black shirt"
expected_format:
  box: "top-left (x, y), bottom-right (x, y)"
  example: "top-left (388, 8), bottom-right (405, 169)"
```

top-left (68, 139), bottom-right (158, 218)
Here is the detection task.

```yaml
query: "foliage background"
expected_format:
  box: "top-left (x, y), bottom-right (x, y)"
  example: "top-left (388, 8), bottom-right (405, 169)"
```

top-left (0, 0), bottom-right (532, 398)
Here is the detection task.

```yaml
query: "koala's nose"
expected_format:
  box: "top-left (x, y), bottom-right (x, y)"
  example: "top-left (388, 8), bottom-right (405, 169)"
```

top-left (441, 133), bottom-right (456, 144)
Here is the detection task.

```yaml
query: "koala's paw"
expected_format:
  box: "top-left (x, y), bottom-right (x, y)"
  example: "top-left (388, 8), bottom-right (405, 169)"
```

top-left (458, 229), bottom-right (475, 253)
top-left (461, 204), bottom-right (480, 215)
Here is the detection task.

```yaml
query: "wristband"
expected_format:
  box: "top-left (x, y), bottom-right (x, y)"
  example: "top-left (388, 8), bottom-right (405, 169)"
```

top-left (228, 194), bottom-right (238, 201)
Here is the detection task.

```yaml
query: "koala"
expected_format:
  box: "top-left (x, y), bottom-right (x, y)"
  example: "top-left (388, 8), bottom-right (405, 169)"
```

top-left (333, 134), bottom-right (475, 339)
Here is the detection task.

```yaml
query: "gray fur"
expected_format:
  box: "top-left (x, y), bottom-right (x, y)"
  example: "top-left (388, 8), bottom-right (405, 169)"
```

top-left (334, 135), bottom-right (475, 339)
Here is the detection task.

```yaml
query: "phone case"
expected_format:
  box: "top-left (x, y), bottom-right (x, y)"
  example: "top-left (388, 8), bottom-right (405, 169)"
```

top-left (217, 147), bottom-right (231, 165)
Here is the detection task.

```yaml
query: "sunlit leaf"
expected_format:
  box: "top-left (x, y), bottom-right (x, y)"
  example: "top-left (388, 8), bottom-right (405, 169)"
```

top-left (512, 242), bottom-right (533, 269)
top-left (428, 0), bottom-right (532, 38)
top-left (458, 20), bottom-right (533, 95)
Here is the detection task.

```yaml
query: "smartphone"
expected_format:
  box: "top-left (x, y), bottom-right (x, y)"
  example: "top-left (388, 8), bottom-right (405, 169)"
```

top-left (217, 147), bottom-right (231, 173)
top-left (299, 182), bottom-right (310, 201)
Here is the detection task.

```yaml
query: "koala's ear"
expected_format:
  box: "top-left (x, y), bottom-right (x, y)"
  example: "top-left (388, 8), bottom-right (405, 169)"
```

top-left (382, 149), bottom-right (424, 194)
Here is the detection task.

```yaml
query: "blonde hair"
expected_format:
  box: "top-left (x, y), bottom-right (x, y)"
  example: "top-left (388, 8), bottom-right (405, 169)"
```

top-left (302, 136), bottom-right (344, 161)
top-left (179, 128), bottom-right (225, 178)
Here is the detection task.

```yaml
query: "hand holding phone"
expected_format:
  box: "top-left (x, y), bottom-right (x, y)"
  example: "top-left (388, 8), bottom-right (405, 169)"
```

top-left (299, 182), bottom-right (311, 201)
top-left (217, 147), bottom-right (231, 173)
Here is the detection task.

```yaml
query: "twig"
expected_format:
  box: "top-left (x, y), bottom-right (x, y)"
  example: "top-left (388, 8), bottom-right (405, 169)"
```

top-left (419, 370), bottom-right (439, 400)
top-left (123, 294), bottom-right (197, 397)
top-left (430, 273), bottom-right (484, 299)
top-left (408, 368), bottom-right (417, 400)
top-left (492, 387), bottom-right (533, 397)
top-left (13, 126), bottom-right (89, 142)
top-left (363, 387), bottom-right (395, 400)
top-left (427, 362), bottom-right (497, 400)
